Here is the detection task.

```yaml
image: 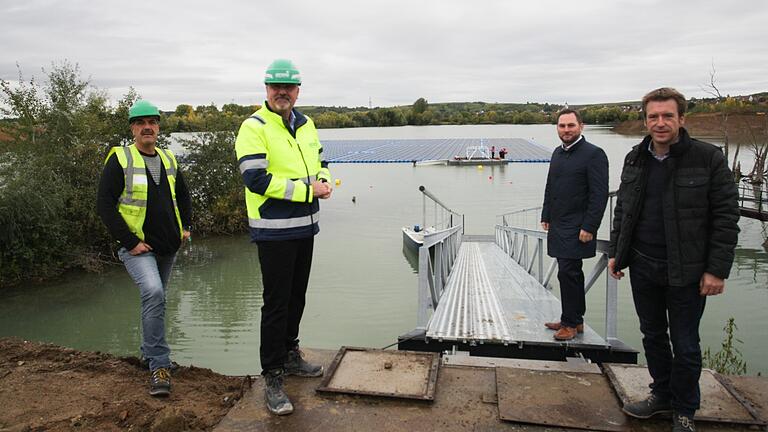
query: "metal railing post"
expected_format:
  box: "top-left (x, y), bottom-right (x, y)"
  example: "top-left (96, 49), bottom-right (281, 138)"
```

top-left (605, 270), bottom-right (619, 342)
top-left (417, 244), bottom-right (432, 329)
top-left (537, 238), bottom-right (544, 283)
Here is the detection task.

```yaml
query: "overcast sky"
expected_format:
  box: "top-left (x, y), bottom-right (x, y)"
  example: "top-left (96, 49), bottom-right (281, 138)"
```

top-left (2, 0), bottom-right (766, 111)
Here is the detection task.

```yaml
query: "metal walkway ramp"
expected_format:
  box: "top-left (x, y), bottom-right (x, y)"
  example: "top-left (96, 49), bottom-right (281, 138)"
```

top-left (426, 241), bottom-right (607, 348)
top-left (399, 188), bottom-right (637, 363)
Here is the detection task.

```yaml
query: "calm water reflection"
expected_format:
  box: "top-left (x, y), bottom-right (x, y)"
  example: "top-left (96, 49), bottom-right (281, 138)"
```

top-left (1, 125), bottom-right (765, 375)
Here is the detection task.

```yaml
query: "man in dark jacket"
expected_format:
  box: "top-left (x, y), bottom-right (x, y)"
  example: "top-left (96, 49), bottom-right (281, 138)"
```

top-left (541, 109), bottom-right (609, 341)
top-left (608, 88), bottom-right (739, 432)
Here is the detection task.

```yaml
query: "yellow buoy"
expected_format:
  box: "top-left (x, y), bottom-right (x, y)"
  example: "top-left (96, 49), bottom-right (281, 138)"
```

top-left (477, 165), bottom-right (483, 170)
top-left (335, 178), bottom-right (341, 186)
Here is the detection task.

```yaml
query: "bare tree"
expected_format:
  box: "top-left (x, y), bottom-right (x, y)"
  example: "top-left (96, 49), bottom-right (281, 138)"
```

top-left (700, 62), bottom-right (741, 178)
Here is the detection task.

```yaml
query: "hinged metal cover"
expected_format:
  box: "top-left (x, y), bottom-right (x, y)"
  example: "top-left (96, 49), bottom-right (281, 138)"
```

top-left (496, 366), bottom-right (629, 431)
top-left (604, 363), bottom-right (766, 426)
top-left (316, 347), bottom-right (439, 400)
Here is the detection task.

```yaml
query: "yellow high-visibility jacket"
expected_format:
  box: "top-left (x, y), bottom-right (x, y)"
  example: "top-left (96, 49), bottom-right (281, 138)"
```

top-left (105, 144), bottom-right (183, 241)
top-left (235, 103), bottom-right (331, 241)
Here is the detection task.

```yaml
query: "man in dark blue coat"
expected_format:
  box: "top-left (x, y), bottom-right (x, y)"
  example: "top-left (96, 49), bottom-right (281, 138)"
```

top-left (540, 109), bottom-right (609, 340)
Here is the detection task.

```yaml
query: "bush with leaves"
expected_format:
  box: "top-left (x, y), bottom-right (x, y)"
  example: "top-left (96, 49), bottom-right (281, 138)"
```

top-left (0, 62), bottom-right (137, 286)
top-left (178, 130), bottom-right (246, 235)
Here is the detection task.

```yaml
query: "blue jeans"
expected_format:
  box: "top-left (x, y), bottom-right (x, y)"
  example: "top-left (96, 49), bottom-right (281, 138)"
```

top-left (118, 248), bottom-right (176, 371)
top-left (629, 249), bottom-right (706, 417)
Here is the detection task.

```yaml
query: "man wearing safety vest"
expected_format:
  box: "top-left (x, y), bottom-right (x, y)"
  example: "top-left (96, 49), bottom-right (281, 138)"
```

top-left (235, 59), bottom-right (332, 415)
top-left (97, 100), bottom-right (192, 397)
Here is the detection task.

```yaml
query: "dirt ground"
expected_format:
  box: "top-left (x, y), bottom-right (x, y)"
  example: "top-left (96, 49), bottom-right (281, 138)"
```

top-left (0, 338), bottom-right (249, 432)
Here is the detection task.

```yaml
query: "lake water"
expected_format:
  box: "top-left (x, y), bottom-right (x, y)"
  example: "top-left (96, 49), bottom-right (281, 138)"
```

top-left (1, 124), bottom-right (766, 376)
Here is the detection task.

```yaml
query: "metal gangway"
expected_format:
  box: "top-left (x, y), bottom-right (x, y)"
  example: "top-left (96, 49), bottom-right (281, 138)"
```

top-left (399, 189), bottom-right (637, 364)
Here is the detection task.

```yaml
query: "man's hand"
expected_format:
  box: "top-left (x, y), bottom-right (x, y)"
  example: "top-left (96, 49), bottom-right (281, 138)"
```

top-left (541, 222), bottom-right (549, 231)
top-left (699, 272), bottom-right (725, 296)
top-left (129, 241), bottom-right (152, 256)
top-left (578, 229), bottom-right (594, 243)
top-left (311, 180), bottom-right (332, 198)
top-left (183, 230), bottom-right (191, 241)
top-left (608, 258), bottom-right (624, 280)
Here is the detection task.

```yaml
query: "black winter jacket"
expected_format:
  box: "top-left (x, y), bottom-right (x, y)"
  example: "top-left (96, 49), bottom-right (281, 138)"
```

top-left (541, 136), bottom-right (609, 259)
top-left (609, 128), bottom-right (740, 285)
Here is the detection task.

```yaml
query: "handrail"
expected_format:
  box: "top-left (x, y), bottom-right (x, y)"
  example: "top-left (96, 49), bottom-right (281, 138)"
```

top-left (419, 185), bottom-right (464, 234)
top-left (417, 225), bottom-right (463, 329)
top-left (738, 182), bottom-right (766, 213)
top-left (498, 190), bottom-right (619, 231)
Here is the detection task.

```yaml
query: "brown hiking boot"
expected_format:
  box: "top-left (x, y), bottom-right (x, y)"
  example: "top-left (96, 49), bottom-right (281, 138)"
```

top-left (553, 326), bottom-right (578, 341)
top-left (544, 321), bottom-right (584, 333)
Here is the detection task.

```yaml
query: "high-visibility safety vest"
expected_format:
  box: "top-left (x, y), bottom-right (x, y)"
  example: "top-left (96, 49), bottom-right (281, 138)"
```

top-left (105, 144), bottom-right (184, 241)
top-left (235, 104), bottom-right (331, 241)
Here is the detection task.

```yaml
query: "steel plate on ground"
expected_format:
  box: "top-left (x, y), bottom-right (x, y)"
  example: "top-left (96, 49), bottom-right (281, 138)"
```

top-left (316, 347), bottom-right (439, 400)
top-left (604, 363), bottom-right (765, 426)
top-left (495, 366), bottom-right (629, 431)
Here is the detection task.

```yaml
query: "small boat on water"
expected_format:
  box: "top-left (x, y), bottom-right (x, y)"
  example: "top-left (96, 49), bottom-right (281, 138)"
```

top-left (402, 225), bottom-right (436, 252)
top-left (414, 159), bottom-right (448, 166)
top-left (401, 185), bottom-right (463, 254)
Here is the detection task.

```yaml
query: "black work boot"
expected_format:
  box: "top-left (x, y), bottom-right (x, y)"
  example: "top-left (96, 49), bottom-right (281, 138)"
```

top-left (622, 393), bottom-right (672, 418)
top-left (284, 348), bottom-right (323, 377)
top-left (672, 412), bottom-right (696, 432)
top-left (264, 369), bottom-right (293, 415)
top-left (149, 367), bottom-right (171, 397)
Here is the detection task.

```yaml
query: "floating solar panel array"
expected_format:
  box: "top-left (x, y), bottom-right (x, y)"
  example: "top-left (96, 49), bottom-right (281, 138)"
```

top-left (321, 138), bottom-right (551, 163)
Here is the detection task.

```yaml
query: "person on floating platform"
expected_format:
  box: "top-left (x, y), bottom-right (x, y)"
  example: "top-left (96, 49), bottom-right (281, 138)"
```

top-left (541, 109), bottom-right (609, 341)
top-left (96, 99), bottom-right (192, 397)
top-left (609, 87), bottom-right (740, 432)
top-left (235, 59), bottom-right (332, 416)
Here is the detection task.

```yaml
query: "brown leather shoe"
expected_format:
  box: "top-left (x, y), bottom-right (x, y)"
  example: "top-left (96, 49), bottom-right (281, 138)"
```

top-left (544, 322), bottom-right (584, 333)
top-left (553, 326), bottom-right (578, 341)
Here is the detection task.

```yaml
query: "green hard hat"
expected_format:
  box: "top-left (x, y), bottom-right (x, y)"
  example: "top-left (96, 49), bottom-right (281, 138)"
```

top-left (128, 100), bottom-right (160, 122)
top-left (264, 59), bottom-right (302, 85)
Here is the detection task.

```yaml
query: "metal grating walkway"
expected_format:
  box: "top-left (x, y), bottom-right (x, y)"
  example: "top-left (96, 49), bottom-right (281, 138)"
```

top-left (426, 241), bottom-right (607, 347)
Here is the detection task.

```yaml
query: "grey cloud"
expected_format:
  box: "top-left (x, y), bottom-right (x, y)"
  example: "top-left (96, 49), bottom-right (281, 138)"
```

top-left (1, 0), bottom-right (766, 109)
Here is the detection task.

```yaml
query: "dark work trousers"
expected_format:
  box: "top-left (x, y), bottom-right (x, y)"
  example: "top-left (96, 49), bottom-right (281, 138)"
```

top-left (256, 236), bottom-right (314, 374)
top-left (629, 250), bottom-right (706, 417)
top-left (557, 258), bottom-right (585, 327)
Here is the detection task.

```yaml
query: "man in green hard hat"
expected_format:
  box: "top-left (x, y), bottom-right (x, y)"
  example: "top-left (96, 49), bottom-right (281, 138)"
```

top-left (235, 59), bottom-right (332, 415)
top-left (97, 99), bottom-right (192, 397)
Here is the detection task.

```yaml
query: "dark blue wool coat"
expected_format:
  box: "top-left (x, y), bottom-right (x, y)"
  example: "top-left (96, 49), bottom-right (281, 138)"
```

top-left (541, 137), bottom-right (609, 259)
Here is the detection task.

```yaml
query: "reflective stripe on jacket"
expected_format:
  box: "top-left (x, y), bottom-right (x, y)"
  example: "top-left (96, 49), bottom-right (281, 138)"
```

top-left (235, 103), bottom-right (331, 241)
top-left (105, 144), bottom-right (183, 241)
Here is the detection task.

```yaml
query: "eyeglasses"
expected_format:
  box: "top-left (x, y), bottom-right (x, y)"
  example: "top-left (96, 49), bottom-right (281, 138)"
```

top-left (267, 84), bottom-right (299, 91)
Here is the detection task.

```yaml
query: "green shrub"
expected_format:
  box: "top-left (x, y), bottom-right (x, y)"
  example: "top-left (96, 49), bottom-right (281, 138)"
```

top-left (178, 131), bottom-right (246, 235)
top-left (0, 62), bottom-right (133, 286)
top-left (703, 317), bottom-right (748, 375)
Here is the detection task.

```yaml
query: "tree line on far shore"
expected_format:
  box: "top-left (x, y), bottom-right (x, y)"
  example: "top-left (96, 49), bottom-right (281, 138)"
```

top-left (162, 94), bottom-right (768, 132)
top-left (1, 62), bottom-right (766, 286)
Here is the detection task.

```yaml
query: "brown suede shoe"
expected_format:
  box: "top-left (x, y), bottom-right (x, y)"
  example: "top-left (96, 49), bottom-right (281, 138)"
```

top-left (553, 326), bottom-right (578, 341)
top-left (544, 322), bottom-right (584, 333)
